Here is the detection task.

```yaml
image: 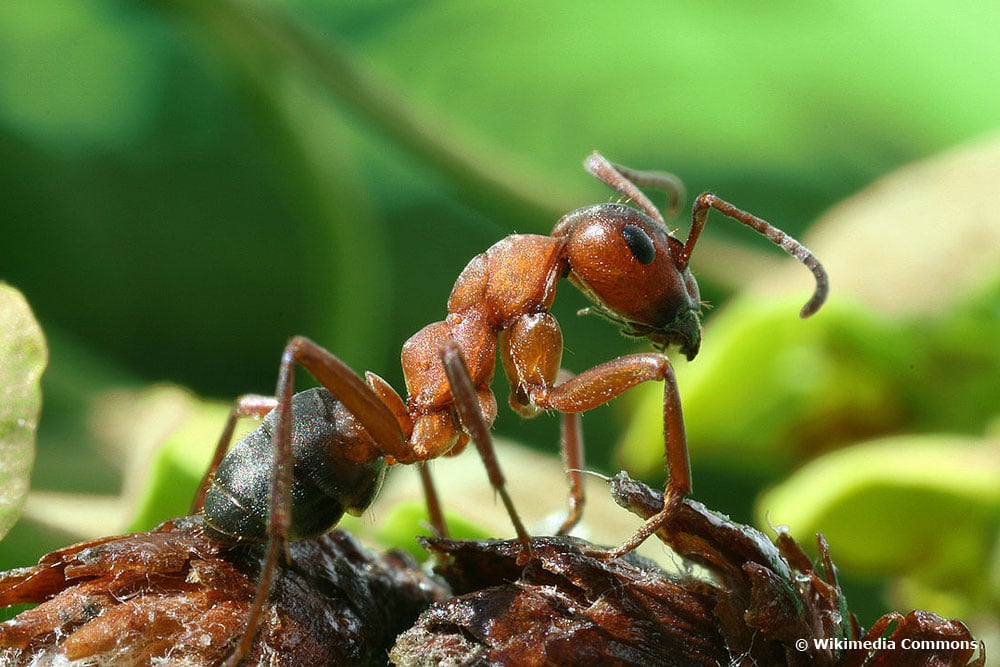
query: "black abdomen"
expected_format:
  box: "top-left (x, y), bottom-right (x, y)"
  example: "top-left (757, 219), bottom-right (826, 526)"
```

top-left (203, 387), bottom-right (387, 543)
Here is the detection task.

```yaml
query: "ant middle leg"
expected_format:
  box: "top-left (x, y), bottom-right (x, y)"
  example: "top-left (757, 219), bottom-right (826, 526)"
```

top-left (440, 340), bottom-right (533, 559)
top-left (555, 410), bottom-right (585, 536)
top-left (554, 369), bottom-right (585, 537)
top-left (417, 462), bottom-right (449, 538)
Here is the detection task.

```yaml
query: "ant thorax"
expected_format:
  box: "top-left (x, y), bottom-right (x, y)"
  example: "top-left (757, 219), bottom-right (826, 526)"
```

top-left (397, 233), bottom-right (568, 461)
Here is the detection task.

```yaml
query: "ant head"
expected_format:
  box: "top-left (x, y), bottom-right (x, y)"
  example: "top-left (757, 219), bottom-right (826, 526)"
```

top-left (553, 204), bottom-right (702, 360)
top-left (551, 152), bottom-right (829, 361)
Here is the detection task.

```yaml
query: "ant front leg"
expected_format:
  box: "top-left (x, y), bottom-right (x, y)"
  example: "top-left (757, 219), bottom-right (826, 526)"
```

top-left (440, 340), bottom-right (533, 561)
top-left (530, 354), bottom-right (690, 557)
top-left (541, 355), bottom-right (690, 558)
top-left (191, 394), bottom-right (277, 513)
top-left (501, 312), bottom-right (689, 549)
top-left (500, 314), bottom-right (587, 536)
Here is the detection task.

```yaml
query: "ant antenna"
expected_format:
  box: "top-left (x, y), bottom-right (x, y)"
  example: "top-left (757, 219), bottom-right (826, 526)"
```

top-left (584, 152), bottom-right (685, 223)
top-left (565, 468), bottom-right (612, 482)
top-left (609, 161), bottom-right (686, 220)
top-left (683, 193), bottom-right (829, 318)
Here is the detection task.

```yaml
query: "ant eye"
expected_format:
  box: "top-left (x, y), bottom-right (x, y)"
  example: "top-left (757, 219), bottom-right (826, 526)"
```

top-left (622, 224), bottom-right (656, 265)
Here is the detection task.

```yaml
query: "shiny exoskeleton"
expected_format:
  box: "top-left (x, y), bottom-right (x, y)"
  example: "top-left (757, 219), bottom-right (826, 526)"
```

top-left (192, 152), bottom-right (829, 666)
top-left (201, 388), bottom-right (386, 544)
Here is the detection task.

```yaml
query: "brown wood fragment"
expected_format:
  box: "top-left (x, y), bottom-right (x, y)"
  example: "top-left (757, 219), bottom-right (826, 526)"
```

top-left (0, 516), bottom-right (447, 665)
top-left (390, 473), bottom-right (984, 667)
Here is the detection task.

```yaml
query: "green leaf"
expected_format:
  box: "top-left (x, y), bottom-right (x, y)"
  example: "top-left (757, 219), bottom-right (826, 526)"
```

top-left (124, 387), bottom-right (245, 532)
top-left (0, 284), bottom-right (48, 540)
top-left (757, 434), bottom-right (1000, 596)
top-left (618, 297), bottom-right (914, 477)
top-left (364, 500), bottom-right (493, 561)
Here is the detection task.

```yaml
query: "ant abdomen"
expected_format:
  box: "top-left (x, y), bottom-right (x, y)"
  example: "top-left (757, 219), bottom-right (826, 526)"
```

top-left (203, 387), bottom-right (387, 543)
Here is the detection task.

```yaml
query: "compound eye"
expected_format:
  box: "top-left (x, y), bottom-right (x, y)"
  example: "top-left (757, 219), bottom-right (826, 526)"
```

top-left (622, 224), bottom-right (656, 265)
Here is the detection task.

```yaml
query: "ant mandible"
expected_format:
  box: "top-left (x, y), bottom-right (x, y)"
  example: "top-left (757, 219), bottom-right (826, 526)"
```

top-left (190, 151), bottom-right (828, 665)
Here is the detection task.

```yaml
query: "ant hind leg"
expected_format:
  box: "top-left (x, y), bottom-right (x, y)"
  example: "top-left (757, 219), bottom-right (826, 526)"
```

top-left (221, 336), bottom-right (408, 666)
top-left (220, 364), bottom-right (301, 666)
top-left (191, 394), bottom-right (277, 514)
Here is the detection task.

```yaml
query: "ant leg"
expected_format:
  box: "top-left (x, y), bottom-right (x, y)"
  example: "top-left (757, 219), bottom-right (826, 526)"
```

top-left (555, 408), bottom-right (585, 536)
top-left (499, 316), bottom-right (585, 535)
top-left (547, 368), bottom-right (585, 536)
top-left (534, 353), bottom-right (691, 558)
top-left (191, 394), bottom-right (277, 513)
top-left (602, 365), bottom-right (689, 558)
top-left (440, 340), bottom-right (533, 560)
top-left (223, 336), bottom-right (409, 666)
top-left (221, 361), bottom-right (302, 666)
top-left (683, 193), bottom-right (829, 317)
top-left (417, 462), bottom-right (450, 538)
top-left (584, 151), bottom-right (685, 221)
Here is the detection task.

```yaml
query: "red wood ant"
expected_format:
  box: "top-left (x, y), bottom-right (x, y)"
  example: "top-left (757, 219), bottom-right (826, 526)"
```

top-left (190, 151), bottom-right (828, 665)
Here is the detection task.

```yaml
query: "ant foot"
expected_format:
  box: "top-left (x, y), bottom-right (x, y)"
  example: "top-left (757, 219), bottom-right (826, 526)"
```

top-left (514, 537), bottom-right (534, 566)
top-left (605, 492), bottom-right (685, 559)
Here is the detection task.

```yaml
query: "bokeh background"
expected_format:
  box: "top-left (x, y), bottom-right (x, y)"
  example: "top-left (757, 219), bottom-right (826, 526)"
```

top-left (1, 0), bottom-right (998, 652)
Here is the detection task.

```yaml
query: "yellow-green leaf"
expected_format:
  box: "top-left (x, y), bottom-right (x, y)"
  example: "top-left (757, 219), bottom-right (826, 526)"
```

top-left (757, 434), bottom-right (1000, 586)
top-left (0, 284), bottom-right (48, 540)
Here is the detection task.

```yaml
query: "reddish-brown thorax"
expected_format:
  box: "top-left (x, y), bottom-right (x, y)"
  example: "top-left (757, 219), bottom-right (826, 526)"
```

top-left (398, 234), bottom-right (568, 462)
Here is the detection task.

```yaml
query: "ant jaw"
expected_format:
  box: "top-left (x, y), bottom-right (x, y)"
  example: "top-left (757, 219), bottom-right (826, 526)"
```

top-left (649, 335), bottom-right (700, 362)
top-left (646, 308), bottom-right (702, 361)
top-left (582, 304), bottom-right (702, 362)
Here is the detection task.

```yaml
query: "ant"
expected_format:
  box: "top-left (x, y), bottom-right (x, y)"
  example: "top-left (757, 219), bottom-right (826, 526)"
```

top-left (189, 151), bottom-right (828, 665)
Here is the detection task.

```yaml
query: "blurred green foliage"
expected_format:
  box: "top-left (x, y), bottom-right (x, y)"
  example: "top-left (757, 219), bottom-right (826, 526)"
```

top-left (1, 0), bottom-right (998, 644)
